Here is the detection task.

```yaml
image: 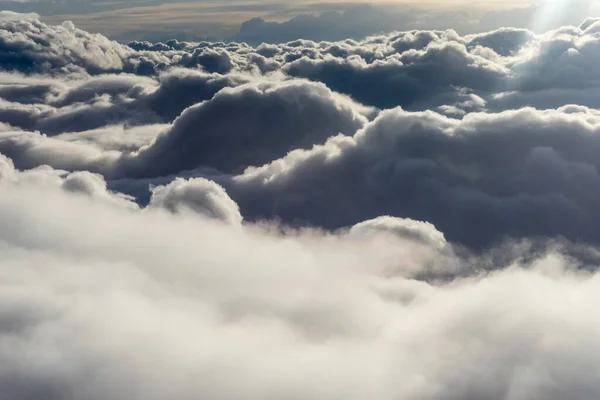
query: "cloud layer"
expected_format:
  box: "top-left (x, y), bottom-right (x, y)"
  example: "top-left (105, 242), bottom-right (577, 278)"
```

top-left (3, 13), bottom-right (600, 399)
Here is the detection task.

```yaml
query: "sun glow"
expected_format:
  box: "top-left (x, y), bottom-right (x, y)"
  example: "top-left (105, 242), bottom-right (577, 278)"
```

top-left (530, 0), bottom-right (582, 32)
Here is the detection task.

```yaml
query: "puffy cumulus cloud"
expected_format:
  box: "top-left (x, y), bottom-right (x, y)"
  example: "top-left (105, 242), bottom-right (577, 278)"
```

top-left (129, 80), bottom-right (371, 177)
top-left (7, 19), bottom-right (600, 249)
top-left (0, 69), bottom-right (245, 135)
top-left (465, 27), bottom-right (535, 57)
top-left (237, 22), bottom-right (600, 112)
top-left (178, 48), bottom-right (237, 74)
top-left (0, 128), bottom-right (123, 174)
top-left (0, 16), bottom-right (173, 76)
top-left (346, 216), bottom-right (455, 278)
top-left (349, 216), bottom-right (448, 252)
top-left (5, 15), bottom-right (600, 400)
top-left (0, 73), bottom-right (161, 135)
top-left (229, 106), bottom-right (600, 249)
top-left (2, 163), bottom-right (600, 399)
top-left (6, 15), bottom-right (600, 119)
top-left (0, 18), bottom-right (130, 74)
top-left (60, 170), bottom-right (138, 209)
top-left (0, 152), bottom-right (14, 180)
top-left (283, 41), bottom-right (507, 110)
top-left (53, 123), bottom-right (169, 153)
top-left (0, 152), bottom-right (137, 208)
top-left (142, 68), bottom-right (253, 121)
top-left (48, 74), bottom-right (157, 108)
top-left (274, 22), bottom-right (600, 112)
top-left (0, 78), bottom-right (370, 179)
top-left (0, 71), bottom-right (63, 104)
top-left (149, 177), bottom-right (242, 225)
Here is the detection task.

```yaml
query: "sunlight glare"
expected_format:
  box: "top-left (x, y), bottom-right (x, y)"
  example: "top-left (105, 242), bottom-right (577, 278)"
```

top-left (529, 0), bottom-right (572, 32)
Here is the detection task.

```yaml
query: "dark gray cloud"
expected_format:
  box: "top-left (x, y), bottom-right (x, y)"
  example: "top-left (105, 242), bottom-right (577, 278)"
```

top-left (0, 18), bottom-right (131, 74)
top-left (465, 27), bottom-right (534, 56)
top-left (2, 15), bottom-right (600, 248)
top-left (178, 48), bottom-right (237, 73)
top-left (129, 80), bottom-right (370, 177)
top-left (283, 40), bottom-right (506, 109)
top-left (0, 70), bottom-right (246, 134)
top-left (227, 106), bottom-right (600, 249)
top-left (142, 68), bottom-right (252, 120)
top-left (0, 17), bottom-right (173, 75)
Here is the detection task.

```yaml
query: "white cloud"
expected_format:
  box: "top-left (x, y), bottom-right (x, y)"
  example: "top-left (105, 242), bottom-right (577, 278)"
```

top-left (149, 177), bottom-right (242, 224)
top-left (0, 15), bottom-right (600, 399)
top-left (0, 176), bottom-right (599, 399)
top-left (0, 11), bottom-right (37, 21)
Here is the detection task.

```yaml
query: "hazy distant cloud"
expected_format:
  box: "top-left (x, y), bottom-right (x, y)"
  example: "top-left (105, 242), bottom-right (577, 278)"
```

top-left (0, 10), bottom-right (37, 21)
top-left (230, 5), bottom-right (408, 46)
top-left (178, 48), bottom-right (237, 74)
top-left (230, 2), bottom-right (600, 46)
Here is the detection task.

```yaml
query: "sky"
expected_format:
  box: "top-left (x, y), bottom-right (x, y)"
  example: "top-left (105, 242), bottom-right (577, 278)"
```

top-left (4, 1), bottom-right (600, 399)
top-left (0, 0), bottom-right (595, 41)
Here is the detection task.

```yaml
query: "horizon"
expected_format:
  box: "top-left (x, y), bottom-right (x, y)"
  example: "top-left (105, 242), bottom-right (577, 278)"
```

top-left (0, 0), bottom-right (593, 42)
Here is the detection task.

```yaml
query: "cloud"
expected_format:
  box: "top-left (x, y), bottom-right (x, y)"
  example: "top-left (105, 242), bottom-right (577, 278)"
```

top-left (0, 128), bottom-right (123, 173)
top-left (4, 18), bottom-right (600, 250)
top-left (0, 152), bottom-right (15, 180)
top-left (0, 18), bottom-right (129, 74)
top-left (229, 2), bottom-right (600, 46)
top-left (348, 216), bottom-right (448, 251)
top-left (149, 177), bottom-right (242, 224)
top-left (60, 170), bottom-right (138, 209)
top-left (3, 14), bottom-right (600, 400)
top-left (54, 123), bottom-right (168, 153)
top-left (0, 152), bottom-right (137, 208)
top-left (230, 5), bottom-right (407, 46)
top-left (2, 164), bottom-right (600, 399)
top-left (0, 16), bottom-right (174, 76)
top-left (128, 80), bottom-right (370, 177)
top-left (0, 10), bottom-right (37, 21)
top-left (0, 70), bottom-right (242, 135)
top-left (228, 106), bottom-right (600, 248)
top-left (142, 68), bottom-right (252, 121)
top-left (283, 39), bottom-right (506, 110)
top-left (178, 48), bottom-right (237, 74)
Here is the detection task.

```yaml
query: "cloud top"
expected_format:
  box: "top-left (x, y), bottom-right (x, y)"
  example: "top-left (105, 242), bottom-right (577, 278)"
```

top-left (1, 14), bottom-right (600, 400)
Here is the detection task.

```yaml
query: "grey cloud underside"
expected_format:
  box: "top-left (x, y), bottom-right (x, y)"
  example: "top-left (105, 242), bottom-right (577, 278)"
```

top-left (5, 12), bottom-right (600, 400)
top-left (230, 107), bottom-right (600, 248)
top-left (4, 16), bottom-right (600, 247)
